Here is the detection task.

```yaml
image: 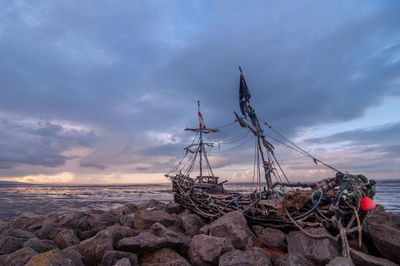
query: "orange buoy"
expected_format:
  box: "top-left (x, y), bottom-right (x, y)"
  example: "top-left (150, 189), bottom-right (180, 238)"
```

top-left (360, 197), bottom-right (376, 211)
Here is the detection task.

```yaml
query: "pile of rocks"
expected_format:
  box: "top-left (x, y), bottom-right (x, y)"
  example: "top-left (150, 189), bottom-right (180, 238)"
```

top-left (0, 200), bottom-right (398, 265)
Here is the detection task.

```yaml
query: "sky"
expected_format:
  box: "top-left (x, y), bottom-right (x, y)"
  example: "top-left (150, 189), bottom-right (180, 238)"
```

top-left (0, 0), bottom-right (399, 184)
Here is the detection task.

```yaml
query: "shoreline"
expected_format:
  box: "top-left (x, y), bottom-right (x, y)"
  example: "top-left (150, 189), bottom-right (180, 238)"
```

top-left (0, 200), bottom-right (399, 265)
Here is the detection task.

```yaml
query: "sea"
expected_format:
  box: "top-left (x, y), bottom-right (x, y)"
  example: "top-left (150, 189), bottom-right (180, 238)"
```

top-left (0, 180), bottom-right (399, 221)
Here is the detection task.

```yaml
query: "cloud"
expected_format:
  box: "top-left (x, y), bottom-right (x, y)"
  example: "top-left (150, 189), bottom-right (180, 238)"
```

top-left (0, 1), bottom-right (399, 182)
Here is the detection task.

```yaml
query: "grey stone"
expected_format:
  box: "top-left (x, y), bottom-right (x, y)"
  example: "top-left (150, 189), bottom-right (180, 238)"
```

top-left (181, 214), bottom-right (205, 237)
top-left (252, 225), bottom-right (287, 251)
top-left (285, 252), bottom-right (315, 266)
top-left (149, 222), bottom-right (191, 255)
top-left (165, 202), bottom-right (183, 214)
top-left (326, 257), bottom-right (355, 266)
top-left (199, 223), bottom-right (210, 235)
top-left (114, 257), bottom-right (131, 266)
top-left (23, 237), bottom-right (58, 253)
top-left (209, 211), bottom-right (254, 250)
top-left (114, 203), bottom-right (138, 216)
top-left (141, 248), bottom-right (190, 266)
top-left (350, 248), bottom-right (398, 266)
top-left (137, 199), bottom-right (166, 211)
top-left (10, 213), bottom-right (46, 230)
top-left (120, 214), bottom-right (135, 228)
top-left (188, 234), bottom-right (234, 266)
top-left (55, 228), bottom-right (80, 249)
top-left (61, 246), bottom-right (84, 266)
top-left (59, 211), bottom-right (86, 229)
top-left (0, 236), bottom-right (25, 255)
top-left (0, 247), bottom-right (37, 265)
top-left (133, 209), bottom-right (180, 230)
top-left (218, 247), bottom-right (272, 266)
top-left (287, 227), bottom-right (340, 265)
top-left (5, 229), bottom-right (36, 239)
top-left (35, 222), bottom-right (62, 240)
top-left (99, 250), bottom-right (138, 266)
top-left (270, 253), bottom-right (287, 266)
top-left (365, 206), bottom-right (400, 263)
top-left (87, 210), bottom-right (120, 230)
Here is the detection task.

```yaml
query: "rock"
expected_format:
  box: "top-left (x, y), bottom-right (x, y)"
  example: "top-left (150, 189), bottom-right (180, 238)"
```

top-left (365, 206), bottom-right (400, 263)
top-left (117, 224), bottom-right (190, 257)
top-left (120, 214), bottom-right (135, 228)
top-left (165, 202), bottom-right (182, 214)
top-left (78, 225), bottom-right (137, 265)
top-left (10, 213), bottom-right (46, 230)
top-left (114, 257), bottom-right (131, 266)
top-left (209, 211), bottom-right (254, 250)
top-left (137, 199), bottom-right (166, 211)
top-left (326, 257), bottom-right (355, 266)
top-left (117, 232), bottom-right (165, 255)
top-left (149, 222), bottom-right (191, 254)
top-left (25, 249), bottom-right (75, 266)
top-left (188, 234), bottom-right (234, 266)
top-left (270, 253), bottom-right (287, 266)
top-left (199, 223), bottom-right (210, 235)
top-left (141, 248), bottom-right (190, 266)
top-left (286, 227), bottom-right (340, 265)
top-left (27, 213), bottom-right (59, 231)
top-left (5, 229), bottom-right (36, 239)
top-left (55, 228), bottom-right (80, 249)
top-left (23, 237), bottom-right (58, 253)
top-left (99, 250), bottom-right (138, 266)
top-left (178, 208), bottom-right (192, 218)
top-left (35, 222), bottom-right (62, 240)
top-left (286, 252), bottom-right (315, 266)
top-left (59, 211), bottom-right (86, 229)
top-left (218, 247), bottom-right (272, 266)
top-left (87, 210), bottom-right (121, 230)
top-left (0, 247), bottom-right (37, 265)
top-left (61, 246), bottom-right (84, 266)
top-left (114, 203), bottom-right (138, 216)
top-left (350, 248), bottom-right (398, 266)
top-left (181, 214), bottom-right (205, 237)
top-left (79, 227), bottom-right (106, 241)
top-left (0, 236), bottom-right (25, 255)
top-left (252, 225), bottom-right (286, 251)
top-left (133, 209), bottom-right (180, 230)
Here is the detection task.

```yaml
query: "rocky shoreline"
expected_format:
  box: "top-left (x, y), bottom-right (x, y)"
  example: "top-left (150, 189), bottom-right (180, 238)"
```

top-left (0, 200), bottom-right (399, 266)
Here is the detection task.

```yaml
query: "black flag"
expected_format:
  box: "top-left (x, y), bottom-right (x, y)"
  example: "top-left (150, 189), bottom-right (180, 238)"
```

top-left (239, 67), bottom-right (251, 117)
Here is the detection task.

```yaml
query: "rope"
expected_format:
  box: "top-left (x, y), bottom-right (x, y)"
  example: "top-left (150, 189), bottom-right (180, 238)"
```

top-left (214, 120), bottom-right (237, 129)
top-left (261, 119), bottom-right (341, 173)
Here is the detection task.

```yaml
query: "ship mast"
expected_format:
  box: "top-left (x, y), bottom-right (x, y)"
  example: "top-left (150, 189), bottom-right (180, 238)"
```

top-left (237, 66), bottom-right (274, 189)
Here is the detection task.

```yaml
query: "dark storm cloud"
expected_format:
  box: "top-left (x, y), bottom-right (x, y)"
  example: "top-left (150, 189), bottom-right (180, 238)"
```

top-left (0, 1), bottom-right (399, 179)
top-left (0, 117), bottom-right (97, 171)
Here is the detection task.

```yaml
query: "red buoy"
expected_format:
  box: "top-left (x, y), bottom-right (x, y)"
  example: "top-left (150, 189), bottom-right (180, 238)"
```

top-left (360, 197), bottom-right (376, 211)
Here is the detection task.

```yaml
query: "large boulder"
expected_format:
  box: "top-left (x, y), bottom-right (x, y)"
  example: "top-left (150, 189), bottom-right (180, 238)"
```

top-left (285, 252), bottom-right (315, 266)
top-left (209, 211), bottom-right (254, 250)
top-left (181, 214), bottom-right (205, 237)
top-left (117, 223), bottom-right (190, 257)
top-left (364, 206), bottom-right (400, 263)
top-left (326, 257), bottom-right (354, 266)
top-left (61, 246), bottom-right (84, 266)
top-left (114, 257), bottom-right (131, 266)
top-left (114, 203), bottom-right (138, 216)
top-left (99, 250), bottom-right (138, 266)
top-left (149, 222), bottom-right (191, 254)
top-left (58, 211), bottom-right (86, 229)
top-left (218, 247), bottom-right (272, 266)
top-left (165, 202), bottom-right (183, 214)
top-left (188, 234), bottom-right (234, 266)
top-left (0, 247), bottom-right (37, 265)
top-left (78, 225), bottom-right (137, 265)
top-left (55, 228), bottom-right (80, 249)
top-left (286, 227), bottom-right (340, 265)
top-left (10, 213), bottom-right (46, 230)
top-left (120, 214), bottom-right (135, 228)
top-left (141, 248), bottom-right (190, 266)
top-left (350, 248), bottom-right (398, 266)
top-left (270, 253), bottom-right (287, 266)
top-left (252, 225), bottom-right (286, 251)
top-left (0, 236), bottom-right (25, 255)
top-left (137, 200), bottom-right (166, 211)
top-left (25, 249), bottom-right (75, 266)
top-left (133, 209), bottom-right (180, 230)
top-left (23, 237), bottom-right (58, 253)
top-left (35, 222), bottom-right (62, 240)
top-left (87, 210), bottom-right (121, 230)
top-left (4, 229), bottom-right (36, 239)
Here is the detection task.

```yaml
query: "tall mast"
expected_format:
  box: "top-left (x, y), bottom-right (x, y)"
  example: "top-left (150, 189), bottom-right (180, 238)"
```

top-left (238, 66), bottom-right (273, 189)
top-left (198, 101), bottom-right (203, 177)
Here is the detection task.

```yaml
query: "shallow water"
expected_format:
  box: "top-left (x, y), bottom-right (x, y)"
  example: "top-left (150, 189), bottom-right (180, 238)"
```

top-left (0, 180), bottom-right (398, 221)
